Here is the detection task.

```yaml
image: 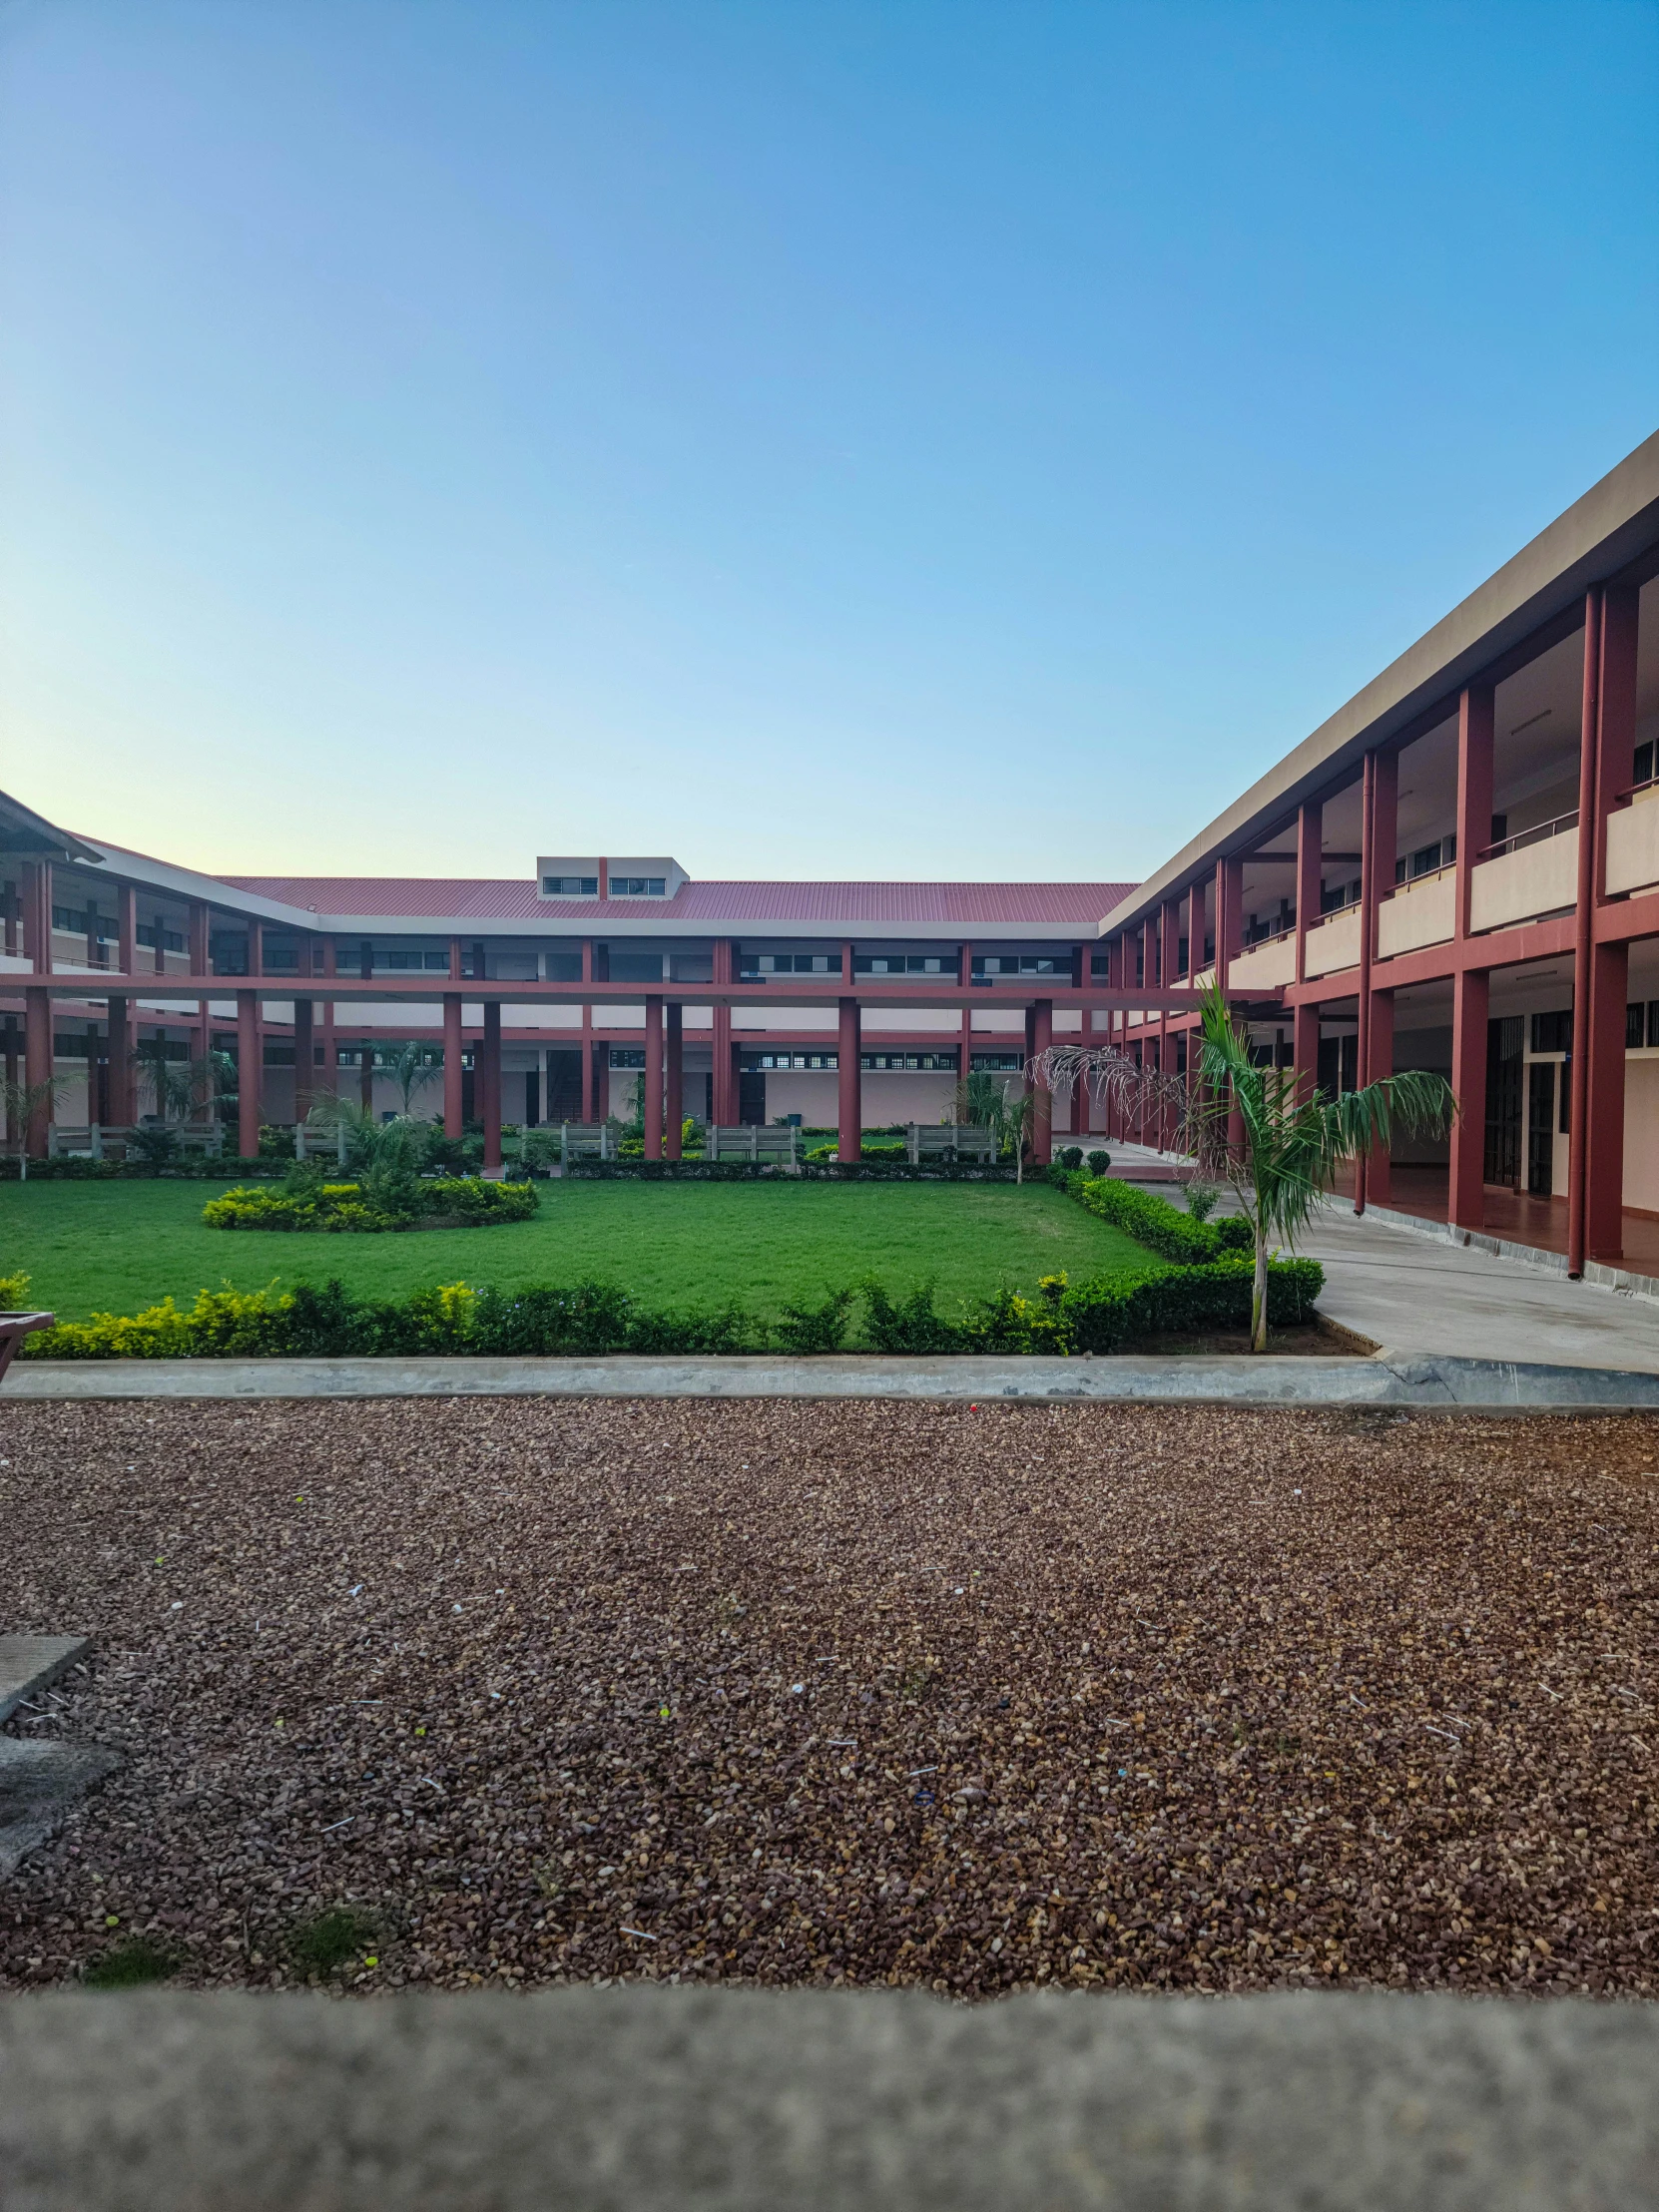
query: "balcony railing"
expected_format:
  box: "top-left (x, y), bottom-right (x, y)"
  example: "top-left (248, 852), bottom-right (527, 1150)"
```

top-left (1478, 810), bottom-right (1578, 861)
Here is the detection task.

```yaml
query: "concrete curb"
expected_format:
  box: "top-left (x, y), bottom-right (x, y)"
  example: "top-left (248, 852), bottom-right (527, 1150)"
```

top-left (6, 1351), bottom-right (1659, 1407)
top-left (2, 1987), bottom-right (1657, 2210)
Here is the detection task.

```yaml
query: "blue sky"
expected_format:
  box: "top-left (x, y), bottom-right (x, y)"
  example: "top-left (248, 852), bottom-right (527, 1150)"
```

top-left (1, 0), bottom-right (1655, 883)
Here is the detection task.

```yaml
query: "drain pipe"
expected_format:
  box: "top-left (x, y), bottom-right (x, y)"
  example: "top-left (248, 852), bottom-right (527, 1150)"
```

top-left (1566, 585), bottom-right (1603, 1279)
top-left (1354, 750), bottom-right (1376, 1215)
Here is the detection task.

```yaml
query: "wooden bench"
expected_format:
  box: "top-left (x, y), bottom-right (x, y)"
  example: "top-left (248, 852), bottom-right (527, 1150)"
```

top-left (0, 1311), bottom-right (55, 1382)
top-left (705, 1125), bottom-right (800, 1165)
top-left (905, 1123), bottom-right (998, 1165)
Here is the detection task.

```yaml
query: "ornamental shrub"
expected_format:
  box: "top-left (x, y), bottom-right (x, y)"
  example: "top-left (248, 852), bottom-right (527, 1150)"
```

top-left (1063, 1173), bottom-right (1253, 1261)
top-left (1085, 1150), bottom-right (1111, 1176)
top-left (202, 1177), bottom-right (538, 1234)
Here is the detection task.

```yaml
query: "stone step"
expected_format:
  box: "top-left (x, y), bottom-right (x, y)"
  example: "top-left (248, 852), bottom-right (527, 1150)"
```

top-left (0, 1636), bottom-right (91, 1727)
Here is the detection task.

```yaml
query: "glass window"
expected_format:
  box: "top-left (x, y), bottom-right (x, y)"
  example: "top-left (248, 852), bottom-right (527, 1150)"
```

top-left (609, 877), bottom-right (666, 897)
top-left (608, 1048), bottom-right (647, 1069)
top-left (543, 875), bottom-right (599, 896)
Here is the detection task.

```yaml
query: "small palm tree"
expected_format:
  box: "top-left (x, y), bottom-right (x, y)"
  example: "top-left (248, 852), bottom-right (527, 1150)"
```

top-left (997, 1082), bottom-right (1036, 1184)
top-left (382, 1041), bottom-right (440, 1118)
top-left (1, 1075), bottom-right (68, 1177)
top-left (131, 1037), bottom-right (195, 1121)
top-left (950, 1068), bottom-right (1003, 1130)
top-left (1195, 979), bottom-right (1455, 1352)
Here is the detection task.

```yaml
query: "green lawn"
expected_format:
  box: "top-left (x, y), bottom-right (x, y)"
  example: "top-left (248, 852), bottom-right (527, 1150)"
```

top-left (0, 1177), bottom-right (1153, 1325)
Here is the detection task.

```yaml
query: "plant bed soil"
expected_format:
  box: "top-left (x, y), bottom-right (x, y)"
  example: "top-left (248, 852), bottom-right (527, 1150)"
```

top-left (2, 1397), bottom-right (1655, 1999)
top-left (1112, 1323), bottom-right (1370, 1360)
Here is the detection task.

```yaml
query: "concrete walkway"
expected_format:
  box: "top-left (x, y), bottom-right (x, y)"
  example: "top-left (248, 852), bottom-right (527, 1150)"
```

top-left (1106, 1142), bottom-right (1659, 1376)
top-left (5, 1987), bottom-right (1657, 2211)
top-left (6, 1350), bottom-right (1659, 1408)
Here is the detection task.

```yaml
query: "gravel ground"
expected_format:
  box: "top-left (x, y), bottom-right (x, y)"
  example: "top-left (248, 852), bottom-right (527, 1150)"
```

top-left (2, 1397), bottom-right (1656, 1997)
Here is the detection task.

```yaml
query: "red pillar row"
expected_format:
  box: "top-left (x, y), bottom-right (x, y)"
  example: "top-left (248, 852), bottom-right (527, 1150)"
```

top-left (24, 987), bottom-right (51, 1153)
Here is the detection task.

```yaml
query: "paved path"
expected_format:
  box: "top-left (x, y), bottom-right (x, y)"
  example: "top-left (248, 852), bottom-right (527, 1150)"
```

top-left (6, 1351), bottom-right (1659, 1407)
top-left (1105, 1143), bottom-right (1659, 1376)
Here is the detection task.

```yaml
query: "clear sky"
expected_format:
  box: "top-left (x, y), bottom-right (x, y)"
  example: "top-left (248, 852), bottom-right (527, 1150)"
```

top-left (1, 1), bottom-right (1655, 886)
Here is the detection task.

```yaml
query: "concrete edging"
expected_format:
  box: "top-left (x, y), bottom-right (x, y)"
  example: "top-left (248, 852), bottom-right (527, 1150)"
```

top-left (6, 1351), bottom-right (1659, 1407)
top-left (2, 1987), bottom-right (1657, 2211)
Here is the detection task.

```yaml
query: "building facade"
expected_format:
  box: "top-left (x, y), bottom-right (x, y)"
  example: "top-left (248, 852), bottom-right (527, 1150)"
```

top-left (4, 429), bottom-right (1657, 1284)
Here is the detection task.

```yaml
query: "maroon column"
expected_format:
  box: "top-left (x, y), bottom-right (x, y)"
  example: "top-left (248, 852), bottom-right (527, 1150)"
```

top-left (1029, 997), bottom-right (1053, 1164)
top-left (443, 994), bottom-right (463, 1137)
top-left (644, 994), bottom-right (664, 1159)
top-left (24, 986), bottom-right (52, 1154)
top-left (1582, 581), bottom-right (1639, 1264)
top-left (1455, 683), bottom-right (1495, 941)
top-left (1448, 966), bottom-right (1488, 1232)
top-left (237, 990), bottom-right (261, 1159)
top-left (1367, 988), bottom-right (1394, 1206)
top-left (106, 995), bottom-right (133, 1126)
top-left (482, 1000), bottom-right (503, 1170)
top-left (292, 997), bottom-right (314, 1127)
top-left (666, 1002), bottom-right (683, 1157)
top-left (836, 997), bottom-right (861, 1162)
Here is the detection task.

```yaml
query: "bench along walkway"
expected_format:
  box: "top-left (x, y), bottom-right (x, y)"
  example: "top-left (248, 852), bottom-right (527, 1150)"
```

top-left (7, 1351), bottom-right (1659, 1407)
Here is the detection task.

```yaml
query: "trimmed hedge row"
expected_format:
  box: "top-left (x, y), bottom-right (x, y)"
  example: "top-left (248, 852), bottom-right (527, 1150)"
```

top-left (1052, 1170), bottom-right (1254, 1262)
top-left (0, 1155), bottom-right (279, 1182)
top-left (202, 1177), bottom-right (538, 1233)
top-left (21, 1249), bottom-right (1322, 1363)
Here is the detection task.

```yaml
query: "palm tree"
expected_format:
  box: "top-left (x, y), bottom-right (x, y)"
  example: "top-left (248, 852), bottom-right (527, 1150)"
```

top-left (1194, 979), bottom-right (1456, 1352)
top-left (997, 1082), bottom-right (1036, 1184)
top-left (1, 1075), bottom-right (68, 1178)
top-left (950, 1067), bottom-right (1003, 1131)
top-left (131, 1037), bottom-right (196, 1122)
top-left (382, 1041), bottom-right (439, 1118)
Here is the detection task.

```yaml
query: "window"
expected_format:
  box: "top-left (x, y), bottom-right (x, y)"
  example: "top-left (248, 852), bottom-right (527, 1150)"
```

top-left (1635, 741), bottom-right (1656, 790)
top-left (262, 943), bottom-right (299, 971)
top-left (1322, 878), bottom-right (1363, 913)
top-left (135, 924), bottom-right (186, 952)
top-left (970, 1051), bottom-right (1024, 1071)
top-left (1090, 951), bottom-right (1110, 979)
top-left (860, 1051), bottom-right (959, 1072)
top-left (543, 875), bottom-right (599, 896)
top-left (740, 1051), bottom-right (838, 1071)
top-left (1628, 1003), bottom-right (1646, 1051)
top-left (740, 952), bottom-right (842, 976)
top-left (853, 953), bottom-right (953, 975)
top-left (1530, 1009), bottom-right (1572, 1055)
top-left (1404, 836), bottom-right (1453, 881)
top-left (53, 904), bottom-right (113, 938)
top-left (544, 952), bottom-right (584, 981)
top-left (609, 1048), bottom-right (647, 1069)
top-left (606, 952), bottom-right (666, 983)
top-left (609, 876), bottom-right (666, 897)
top-left (1650, 1002), bottom-right (1659, 1050)
top-left (379, 949), bottom-right (450, 971)
top-left (971, 954), bottom-right (1063, 978)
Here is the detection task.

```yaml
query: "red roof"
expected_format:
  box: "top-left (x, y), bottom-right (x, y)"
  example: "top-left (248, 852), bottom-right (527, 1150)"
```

top-left (217, 875), bottom-right (1137, 928)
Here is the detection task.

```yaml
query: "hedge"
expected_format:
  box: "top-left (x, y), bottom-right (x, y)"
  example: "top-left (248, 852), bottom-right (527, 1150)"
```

top-left (202, 1177), bottom-right (538, 1233)
top-left (1051, 1170), bottom-right (1254, 1262)
top-left (0, 1154), bottom-right (280, 1182)
top-left (19, 1245), bottom-right (1322, 1363)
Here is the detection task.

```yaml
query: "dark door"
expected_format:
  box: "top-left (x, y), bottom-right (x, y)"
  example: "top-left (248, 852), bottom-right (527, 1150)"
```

top-left (523, 1070), bottom-right (540, 1128)
top-left (545, 1049), bottom-right (583, 1121)
top-left (738, 1071), bottom-right (767, 1126)
top-left (1527, 1062), bottom-right (1555, 1196)
top-left (1484, 1016), bottom-right (1523, 1187)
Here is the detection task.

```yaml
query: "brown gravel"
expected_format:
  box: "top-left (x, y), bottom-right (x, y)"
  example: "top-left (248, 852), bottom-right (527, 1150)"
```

top-left (2, 1398), bottom-right (1657, 1997)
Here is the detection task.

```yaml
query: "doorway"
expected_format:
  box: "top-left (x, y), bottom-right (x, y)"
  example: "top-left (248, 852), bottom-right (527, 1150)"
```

top-left (1484, 1016), bottom-right (1523, 1188)
top-left (1527, 1061), bottom-right (1555, 1196)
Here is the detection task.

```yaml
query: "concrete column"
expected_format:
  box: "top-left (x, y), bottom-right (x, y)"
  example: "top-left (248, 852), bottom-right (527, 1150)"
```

top-left (443, 995), bottom-right (463, 1137)
top-left (1367, 988), bottom-right (1394, 1206)
top-left (106, 995), bottom-right (133, 1126)
top-left (237, 990), bottom-right (261, 1159)
top-left (482, 1000), bottom-right (503, 1171)
top-left (189, 902), bottom-right (208, 977)
top-left (292, 998), bottom-right (314, 1127)
top-left (644, 994), bottom-right (664, 1160)
top-left (24, 987), bottom-right (52, 1153)
top-left (1448, 966), bottom-right (1488, 1232)
top-left (1029, 997), bottom-right (1052, 1165)
top-left (711, 939), bottom-right (735, 1127)
top-left (1578, 580), bottom-right (1640, 1264)
top-left (666, 1003), bottom-right (683, 1158)
top-left (319, 938), bottom-right (336, 1116)
top-left (117, 883), bottom-right (137, 977)
top-left (1454, 684), bottom-right (1494, 941)
top-left (25, 859), bottom-right (51, 974)
top-left (837, 997), bottom-right (861, 1163)
top-left (1294, 800), bottom-right (1322, 1014)
top-left (449, 935), bottom-right (464, 983)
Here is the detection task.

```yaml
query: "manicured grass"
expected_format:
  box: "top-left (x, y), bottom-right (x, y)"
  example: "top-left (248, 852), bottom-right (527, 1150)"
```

top-left (0, 1177), bottom-right (1155, 1326)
